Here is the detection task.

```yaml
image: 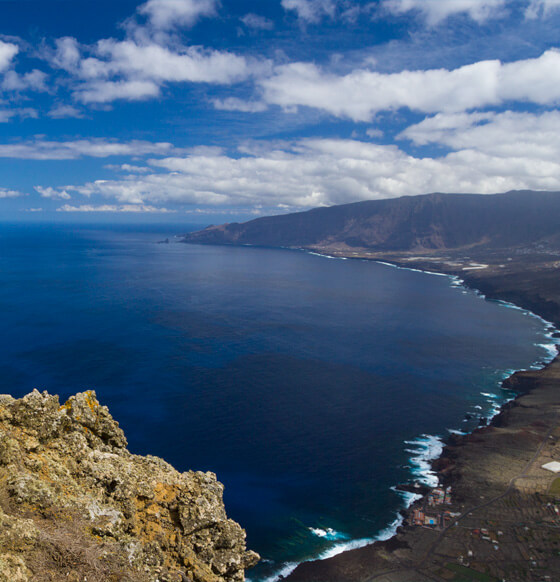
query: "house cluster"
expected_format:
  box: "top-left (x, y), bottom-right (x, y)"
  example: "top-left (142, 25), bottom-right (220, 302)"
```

top-left (428, 486), bottom-right (452, 507)
top-left (411, 486), bottom-right (454, 529)
top-left (471, 528), bottom-right (504, 552)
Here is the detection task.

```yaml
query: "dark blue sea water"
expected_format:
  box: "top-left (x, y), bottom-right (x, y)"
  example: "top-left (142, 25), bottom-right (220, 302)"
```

top-left (0, 223), bottom-right (556, 580)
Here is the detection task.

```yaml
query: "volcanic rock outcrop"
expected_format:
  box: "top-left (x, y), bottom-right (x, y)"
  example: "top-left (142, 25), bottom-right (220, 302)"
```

top-left (0, 389), bottom-right (258, 582)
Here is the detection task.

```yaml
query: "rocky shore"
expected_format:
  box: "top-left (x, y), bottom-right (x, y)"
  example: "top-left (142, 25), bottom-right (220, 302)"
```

top-left (0, 390), bottom-right (258, 582)
top-left (285, 248), bottom-right (560, 582)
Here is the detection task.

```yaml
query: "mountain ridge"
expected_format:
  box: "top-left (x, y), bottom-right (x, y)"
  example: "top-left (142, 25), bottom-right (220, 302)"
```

top-left (182, 190), bottom-right (560, 253)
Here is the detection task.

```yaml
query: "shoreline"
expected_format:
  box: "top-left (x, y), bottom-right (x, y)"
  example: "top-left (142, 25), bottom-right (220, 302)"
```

top-left (284, 247), bottom-right (560, 582)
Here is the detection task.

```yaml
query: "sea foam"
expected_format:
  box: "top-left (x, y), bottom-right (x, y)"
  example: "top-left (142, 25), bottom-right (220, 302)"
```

top-left (309, 527), bottom-right (349, 541)
top-left (404, 434), bottom-right (444, 487)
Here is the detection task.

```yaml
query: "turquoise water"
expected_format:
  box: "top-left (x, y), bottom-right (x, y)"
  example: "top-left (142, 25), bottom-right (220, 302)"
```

top-left (0, 223), bottom-right (555, 580)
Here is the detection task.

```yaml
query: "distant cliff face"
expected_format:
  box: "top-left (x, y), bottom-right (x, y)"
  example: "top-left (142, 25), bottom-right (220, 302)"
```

top-left (182, 190), bottom-right (560, 252)
top-left (0, 390), bottom-right (258, 582)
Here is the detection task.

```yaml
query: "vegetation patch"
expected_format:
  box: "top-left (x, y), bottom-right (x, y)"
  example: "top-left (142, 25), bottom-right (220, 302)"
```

top-left (445, 563), bottom-right (499, 582)
top-left (548, 478), bottom-right (560, 496)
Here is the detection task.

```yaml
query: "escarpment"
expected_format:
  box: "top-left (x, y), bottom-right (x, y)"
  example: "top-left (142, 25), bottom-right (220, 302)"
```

top-left (0, 389), bottom-right (259, 582)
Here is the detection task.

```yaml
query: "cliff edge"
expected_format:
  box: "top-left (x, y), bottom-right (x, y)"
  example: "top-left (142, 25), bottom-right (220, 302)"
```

top-left (0, 389), bottom-right (259, 582)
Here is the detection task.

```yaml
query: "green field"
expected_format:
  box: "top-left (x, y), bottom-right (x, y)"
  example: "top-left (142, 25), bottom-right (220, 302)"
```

top-left (549, 478), bottom-right (560, 496)
top-left (445, 563), bottom-right (499, 582)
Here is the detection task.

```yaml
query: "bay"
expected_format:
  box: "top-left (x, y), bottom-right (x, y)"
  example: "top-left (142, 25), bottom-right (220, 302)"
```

top-left (0, 223), bottom-right (554, 580)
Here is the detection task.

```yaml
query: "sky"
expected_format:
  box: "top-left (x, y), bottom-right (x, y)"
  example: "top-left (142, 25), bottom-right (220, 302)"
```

top-left (1, 0), bottom-right (560, 223)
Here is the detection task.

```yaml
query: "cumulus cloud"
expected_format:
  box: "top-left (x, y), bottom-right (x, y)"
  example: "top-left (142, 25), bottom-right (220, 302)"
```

top-left (40, 124), bottom-right (560, 212)
top-left (2, 69), bottom-right (47, 92)
top-left (525, 0), bottom-right (560, 18)
top-left (382, 0), bottom-right (507, 25)
top-left (240, 13), bottom-right (275, 30)
top-left (400, 110), bottom-right (560, 162)
top-left (94, 40), bottom-right (253, 84)
top-left (260, 49), bottom-right (560, 121)
top-left (35, 186), bottom-right (72, 200)
top-left (0, 187), bottom-right (22, 198)
top-left (51, 37), bottom-right (82, 73)
top-left (0, 40), bottom-right (49, 100)
top-left (281, 0), bottom-right (338, 23)
top-left (76, 79), bottom-right (161, 103)
top-left (0, 40), bottom-right (18, 72)
top-left (0, 138), bottom-right (174, 160)
top-left (138, 0), bottom-right (219, 30)
top-left (48, 35), bottom-right (257, 104)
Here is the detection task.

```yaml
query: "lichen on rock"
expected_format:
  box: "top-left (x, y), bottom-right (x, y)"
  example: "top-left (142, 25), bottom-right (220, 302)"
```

top-left (0, 389), bottom-right (259, 582)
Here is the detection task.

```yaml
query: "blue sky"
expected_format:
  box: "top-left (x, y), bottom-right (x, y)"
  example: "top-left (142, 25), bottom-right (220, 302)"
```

top-left (1, 0), bottom-right (560, 222)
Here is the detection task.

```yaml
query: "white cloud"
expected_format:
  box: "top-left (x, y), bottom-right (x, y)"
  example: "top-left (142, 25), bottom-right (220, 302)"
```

top-left (57, 204), bottom-right (175, 213)
top-left (35, 186), bottom-right (72, 200)
top-left (95, 40), bottom-right (253, 84)
top-left (48, 105), bottom-right (84, 119)
top-left (45, 128), bottom-right (560, 212)
top-left (0, 187), bottom-right (22, 198)
top-left (400, 110), bottom-right (560, 162)
top-left (0, 138), bottom-right (174, 160)
top-left (260, 49), bottom-right (560, 121)
top-left (241, 13), bottom-right (275, 30)
top-left (0, 40), bottom-right (48, 98)
top-left (50, 37), bottom-right (82, 73)
top-left (382, 0), bottom-right (507, 25)
top-left (138, 0), bottom-right (219, 29)
top-left (76, 79), bottom-right (161, 103)
top-left (49, 36), bottom-right (257, 103)
top-left (526, 0), bottom-right (560, 18)
top-left (0, 40), bottom-right (18, 72)
top-left (105, 163), bottom-right (151, 173)
top-left (399, 112), bottom-right (496, 145)
top-left (0, 108), bottom-right (38, 123)
top-left (2, 69), bottom-right (47, 92)
top-left (281, 0), bottom-right (338, 22)
top-left (213, 97), bottom-right (267, 112)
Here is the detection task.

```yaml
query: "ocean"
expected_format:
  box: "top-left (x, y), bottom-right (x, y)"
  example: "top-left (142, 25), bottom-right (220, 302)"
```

top-left (0, 222), bottom-right (556, 580)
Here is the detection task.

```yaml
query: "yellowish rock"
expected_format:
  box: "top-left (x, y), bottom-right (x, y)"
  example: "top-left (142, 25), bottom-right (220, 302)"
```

top-left (0, 390), bottom-right (259, 582)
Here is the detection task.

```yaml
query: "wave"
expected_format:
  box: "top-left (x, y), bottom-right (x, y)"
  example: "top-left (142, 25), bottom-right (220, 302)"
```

top-left (253, 482), bottom-right (423, 582)
top-left (536, 342), bottom-right (559, 360)
top-left (404, 434), bottom-right (444, 487)
top-left (306, 251), bottom-right (347, 260)
top-left (309, 527), bottom-right (349, 541)
top-left (447, 428), bottom-right (467, 435)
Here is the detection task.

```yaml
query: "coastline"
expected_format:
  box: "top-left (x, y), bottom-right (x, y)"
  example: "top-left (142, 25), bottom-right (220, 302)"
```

top-left (284, 247), bottom-right (560, 582)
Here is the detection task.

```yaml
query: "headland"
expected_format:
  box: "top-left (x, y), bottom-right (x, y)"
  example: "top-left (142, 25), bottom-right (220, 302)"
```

top-left (0, 389), bottom-right (259, 581)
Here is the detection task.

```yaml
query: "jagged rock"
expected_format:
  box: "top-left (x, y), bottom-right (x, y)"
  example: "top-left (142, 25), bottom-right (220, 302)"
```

top-left (0, 390), bottom-right (259, 582)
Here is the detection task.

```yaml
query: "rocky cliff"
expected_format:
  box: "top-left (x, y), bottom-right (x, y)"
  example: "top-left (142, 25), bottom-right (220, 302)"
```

top-left (0, 389), bottom-right (258, 582)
